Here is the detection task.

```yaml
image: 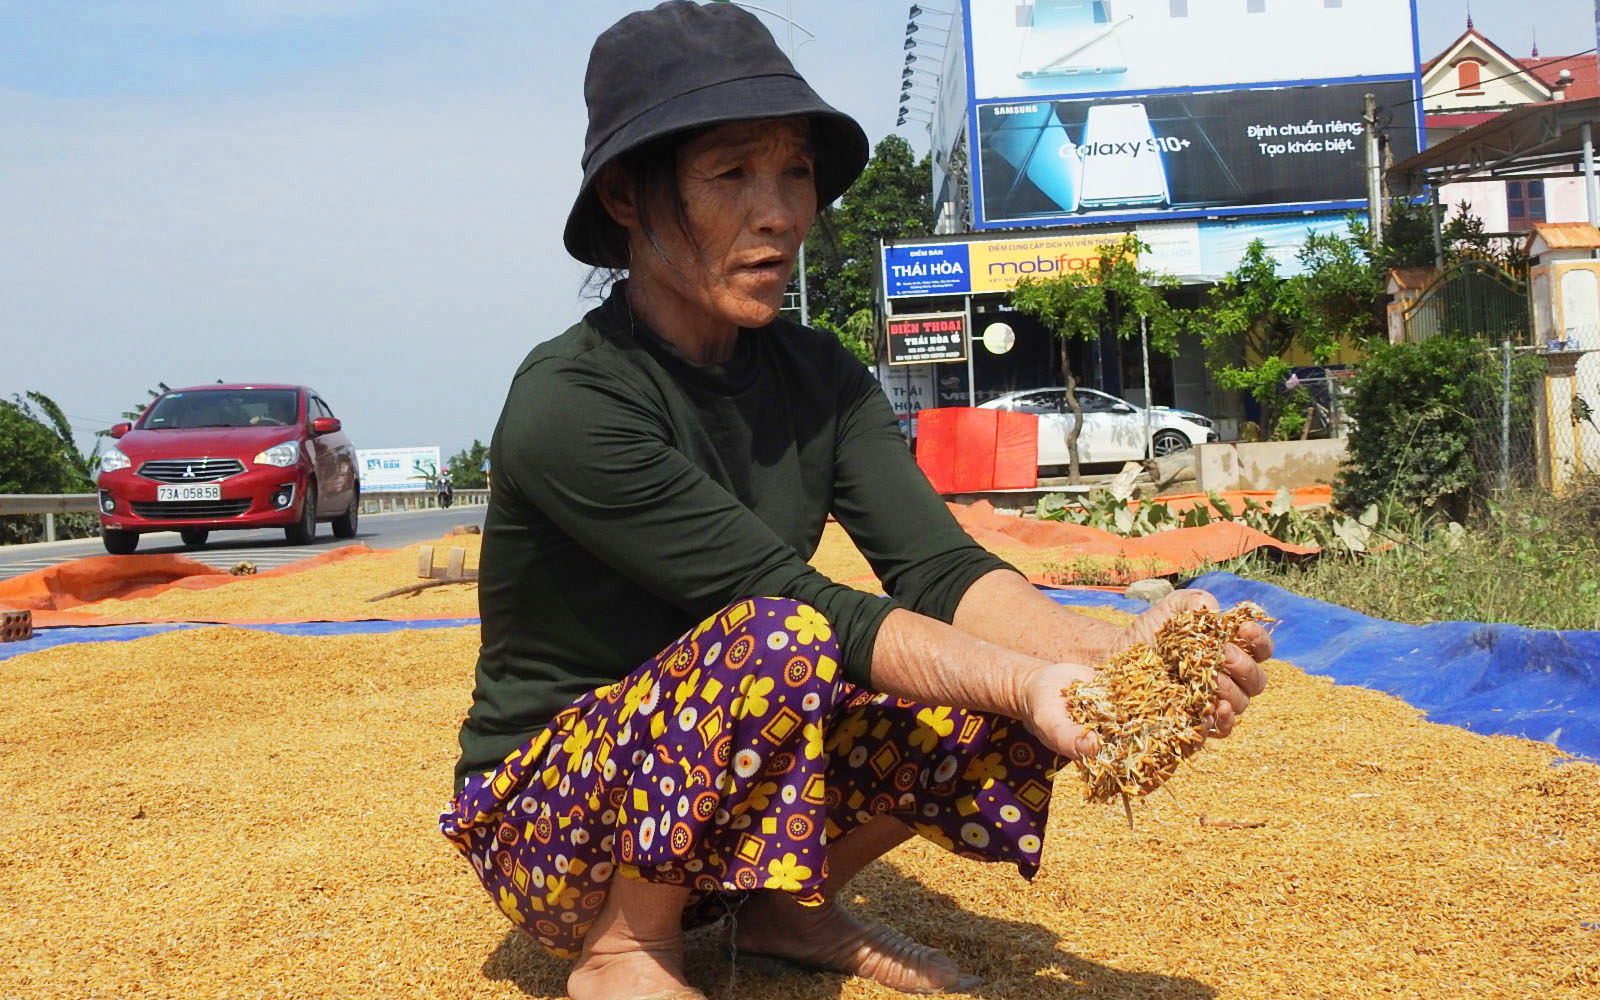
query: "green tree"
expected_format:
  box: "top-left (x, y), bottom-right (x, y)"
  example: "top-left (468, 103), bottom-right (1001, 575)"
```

top-left (102, 381), bottom-right (170, 438)
top-left (802, 134), bottom-right (932, 349)
top-left (1009, 235), bottom-right (1182, 482)
top-left (1296, 230), bottom-right (1387, 347)
top-left (447, 440), bottom-right (490, 489)
top-left (1, 392), bottom-right (97, 544)
top-left (1192, 241), bottom-right (1312, 440)
top-left (1370, 198), bottom-right (1439, 272)
top-left (810, 307), bottom-right (876, 365)
top-left (1336, 336), bottom-right (1541, 519)
top-left (1369, 198), bottom-right (1528, 278)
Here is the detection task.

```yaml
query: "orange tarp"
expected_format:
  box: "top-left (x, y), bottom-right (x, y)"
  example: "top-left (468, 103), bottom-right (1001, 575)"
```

top-left (4, 497), bottom-right (1320, 628)
top-left (948, 501), bottom-right (1319, 583)
top-left (1138, 485), bottom-right (1333, 515)
top-left (0, 546), bottom-right (378, 627)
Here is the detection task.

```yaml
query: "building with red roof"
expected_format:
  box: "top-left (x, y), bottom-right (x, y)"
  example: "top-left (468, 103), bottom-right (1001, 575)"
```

top-left (1420, 17), bottom-right (1600, 233)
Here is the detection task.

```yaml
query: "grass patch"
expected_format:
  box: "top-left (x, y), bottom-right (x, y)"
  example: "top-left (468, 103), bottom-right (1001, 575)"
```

top-left (1218, 488), bottom-right (1600, 631)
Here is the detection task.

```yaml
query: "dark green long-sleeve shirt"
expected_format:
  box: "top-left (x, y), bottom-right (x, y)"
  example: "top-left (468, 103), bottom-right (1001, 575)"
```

top-left (455, 284), bottom-right (1011, 785)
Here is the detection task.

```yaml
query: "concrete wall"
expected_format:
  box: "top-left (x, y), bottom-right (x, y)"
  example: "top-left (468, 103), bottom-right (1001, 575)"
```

top-left (1438, 177), bottom-right (1588, 234)
top-left (1196, 439), bottom-right (1348, 492)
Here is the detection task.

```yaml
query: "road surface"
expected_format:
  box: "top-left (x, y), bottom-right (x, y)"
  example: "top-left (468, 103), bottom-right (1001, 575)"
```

top-left (0, 506), bottom-right (486, 582)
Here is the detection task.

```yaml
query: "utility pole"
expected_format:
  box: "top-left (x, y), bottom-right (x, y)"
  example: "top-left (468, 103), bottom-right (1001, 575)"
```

top-left (1431, 190), bottom-right (1445, 268)
top-left (1364, 92), bottom-right (1384, 246)
top-left (1140, 314), bottom-right (1153, 460)
top-left (1593, 1), bottom-right (1600, 225)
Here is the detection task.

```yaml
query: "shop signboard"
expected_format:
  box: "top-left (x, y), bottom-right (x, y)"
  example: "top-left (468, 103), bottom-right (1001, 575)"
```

top-left (886, 312), bottom-right (969, 365)
top-left (876, 364), bottom-right (938, 440)
top-left (883, 212), bottom-right (1357, 298)
top-left (958, 0), bottom-right (1422, 229)
top-left (357, 446), bottom-right (442, 491)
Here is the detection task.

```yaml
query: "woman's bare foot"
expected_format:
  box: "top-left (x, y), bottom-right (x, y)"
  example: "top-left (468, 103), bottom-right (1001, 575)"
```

top-left (567, 876), bottom-right (701, 1000)
top-left (732, 890), bottom-right (970, 994)
top-left (566, 946), bottom-right (701, 1000)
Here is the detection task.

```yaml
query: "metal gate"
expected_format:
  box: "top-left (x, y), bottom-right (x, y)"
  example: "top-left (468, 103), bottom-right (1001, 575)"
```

top-left (1401, 260), bottom-right (1530, 343)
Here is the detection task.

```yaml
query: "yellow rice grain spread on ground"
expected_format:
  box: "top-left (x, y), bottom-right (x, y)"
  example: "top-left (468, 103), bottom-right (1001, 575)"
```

top-left (77, 534), bottom-right (487, 621)
top-left (76, 523), bottom-right (1092, 622)
top-left (2, 619), bottom-right (1595, 1000)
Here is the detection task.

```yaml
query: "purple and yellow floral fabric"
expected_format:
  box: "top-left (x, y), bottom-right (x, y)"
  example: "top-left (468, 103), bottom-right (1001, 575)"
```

top-left (440, 596), bottom-right (1062, 958)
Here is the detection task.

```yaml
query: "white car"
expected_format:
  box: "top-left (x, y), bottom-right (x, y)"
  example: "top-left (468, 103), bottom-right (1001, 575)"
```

top-left (979, 387), bottom-right (1218, 466)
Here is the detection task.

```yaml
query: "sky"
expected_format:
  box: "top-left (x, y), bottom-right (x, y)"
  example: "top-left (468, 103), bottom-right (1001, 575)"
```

top-left (3, 0), bottom-right (1595, 460)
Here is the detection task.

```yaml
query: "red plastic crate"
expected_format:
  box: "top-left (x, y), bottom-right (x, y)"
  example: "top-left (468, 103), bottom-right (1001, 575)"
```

top-left (915, 408), bottom-right (1039, 493)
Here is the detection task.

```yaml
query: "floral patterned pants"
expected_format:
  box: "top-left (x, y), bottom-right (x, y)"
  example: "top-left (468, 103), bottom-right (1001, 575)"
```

top-left (440, 596), bottom-right (1063, 959)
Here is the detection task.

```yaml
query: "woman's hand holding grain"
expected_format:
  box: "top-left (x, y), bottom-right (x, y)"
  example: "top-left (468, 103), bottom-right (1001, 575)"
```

top-left (1018, 661), bottom-right (1105, 761)
top-left (1119, 590), bottom-right (1273, 738)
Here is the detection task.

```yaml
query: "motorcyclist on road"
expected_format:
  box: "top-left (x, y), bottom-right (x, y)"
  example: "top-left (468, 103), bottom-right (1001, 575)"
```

top-left (437, 469), bottom-right (454, 509)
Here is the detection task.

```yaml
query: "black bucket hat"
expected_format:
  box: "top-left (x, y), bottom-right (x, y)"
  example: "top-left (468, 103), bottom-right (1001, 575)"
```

top-left (563, 0), bottom-right (870, 268)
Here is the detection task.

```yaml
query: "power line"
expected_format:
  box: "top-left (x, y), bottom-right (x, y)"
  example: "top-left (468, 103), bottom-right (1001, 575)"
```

top-left (1382, 47), bottom-right (1598, 115)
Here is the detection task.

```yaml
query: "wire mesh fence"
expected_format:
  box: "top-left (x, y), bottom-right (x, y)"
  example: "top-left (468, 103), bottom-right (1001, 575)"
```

top-left (1464, 328), bottom-right (1600, 501)
top-left (1533, 323), bottom-right (1600, 495)
top-left (1465, 343), bottom-right (1545, 500)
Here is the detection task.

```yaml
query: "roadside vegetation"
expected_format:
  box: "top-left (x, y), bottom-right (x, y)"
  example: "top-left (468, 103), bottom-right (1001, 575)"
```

top-left (1032, 296), bottom-right (1598, 630)
top-left (0, 392), bottom-right (99, 544)
top-left (1038, 485), bottom-right (1600, 631)
top-left (1225, 487), bottom-right (1600, 632)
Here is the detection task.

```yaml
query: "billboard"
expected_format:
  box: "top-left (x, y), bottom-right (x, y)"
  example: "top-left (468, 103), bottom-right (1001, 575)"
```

top-left (884, 232), bottom-right (1114, 298)
top-left (357, 447), bottom-right (441, 492)
top-left (883, 212), bottom-right (1360, 298)
top-left (959, 0), bottom-right (1422, 229)
top-left (974, 80), bottom-right (1418, 226)
top-left (966, 0), bottom-right (1418, 101)
top-left (930, 7), bottom-right (971, 222)
top-left (886, 312), bottom-right (968, 365)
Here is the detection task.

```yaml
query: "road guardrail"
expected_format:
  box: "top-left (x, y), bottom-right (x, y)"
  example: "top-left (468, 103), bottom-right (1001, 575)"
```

top-left (357, 488), bottom-right (489, 513)
top-left (0, 494), bottom-right (98, 542)
top-left (1, 488), bottom-right (490, 542)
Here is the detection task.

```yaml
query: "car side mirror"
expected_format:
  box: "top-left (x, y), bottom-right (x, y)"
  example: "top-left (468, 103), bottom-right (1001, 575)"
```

top-left (110, 422), bottom-right (131, 438)
top-left (1112, 404), bottom-right (1135, 414)
top-left (311, 417), bottom-right (342, 435)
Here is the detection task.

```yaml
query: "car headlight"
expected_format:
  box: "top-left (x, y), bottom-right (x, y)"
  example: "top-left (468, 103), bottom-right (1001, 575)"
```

top-left (254, 440), bottom-right (300, 467)
top-left (98, 446), bottom-right (131, 474)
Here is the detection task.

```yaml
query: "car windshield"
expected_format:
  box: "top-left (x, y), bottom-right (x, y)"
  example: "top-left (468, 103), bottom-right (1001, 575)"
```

top-left (1075, 391), bottom-right (1123, 413)
top-left (141, 389), bottom-right (299, 429)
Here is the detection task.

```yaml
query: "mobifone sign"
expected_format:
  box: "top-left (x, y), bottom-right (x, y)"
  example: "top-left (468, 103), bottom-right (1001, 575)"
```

top-left (886, 312), bottom-right (969, 365)
top-left (884, 232), bottom-right (1119, 298)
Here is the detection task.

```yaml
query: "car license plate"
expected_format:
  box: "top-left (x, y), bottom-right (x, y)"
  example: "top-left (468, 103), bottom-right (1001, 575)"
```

top-left (157, 484), bottom-right (222, 502)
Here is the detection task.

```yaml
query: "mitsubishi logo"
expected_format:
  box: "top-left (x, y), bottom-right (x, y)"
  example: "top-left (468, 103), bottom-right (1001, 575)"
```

top-left (183, 465), bottom-right (196, 478)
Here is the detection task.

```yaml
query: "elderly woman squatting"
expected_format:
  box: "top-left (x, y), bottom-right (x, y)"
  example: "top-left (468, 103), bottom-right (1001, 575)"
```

top-left (439, 6), bottom-right (1270, 1000)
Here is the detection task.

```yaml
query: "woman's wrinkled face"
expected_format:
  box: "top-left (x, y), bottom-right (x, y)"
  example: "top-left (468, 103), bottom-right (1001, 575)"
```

top-left (613, 118), bottom-right (818, 330)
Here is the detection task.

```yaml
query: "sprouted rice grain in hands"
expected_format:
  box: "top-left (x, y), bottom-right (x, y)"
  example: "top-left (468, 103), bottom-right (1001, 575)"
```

top-left (1062, 602), bottom-right (1273, 805)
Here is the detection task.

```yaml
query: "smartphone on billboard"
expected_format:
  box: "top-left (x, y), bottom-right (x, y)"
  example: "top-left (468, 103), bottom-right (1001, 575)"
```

top-left (1077, 103), bottom-right (1170, 209)
top-left (986, 105), bottom-right (1081, 214)
top-left (1017, 0), bottom-right (1130, 80)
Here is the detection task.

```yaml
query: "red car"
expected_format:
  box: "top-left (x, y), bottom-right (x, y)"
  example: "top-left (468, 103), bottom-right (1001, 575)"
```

top-left (95, 384), bottom-right (360, 555)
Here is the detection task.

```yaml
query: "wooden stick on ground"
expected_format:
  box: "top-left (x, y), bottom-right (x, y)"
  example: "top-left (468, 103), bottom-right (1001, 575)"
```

top-left (365, 574), bottom-right (479, 602)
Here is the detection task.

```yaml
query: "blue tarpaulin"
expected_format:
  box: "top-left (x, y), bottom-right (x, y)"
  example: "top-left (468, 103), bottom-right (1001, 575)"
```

top-left (1044, 574), bottom-right (1600, 761)
top-left (0, 618), bottom-right (479, 662)
top-left (10, 581), bottom-right (1598, 762)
